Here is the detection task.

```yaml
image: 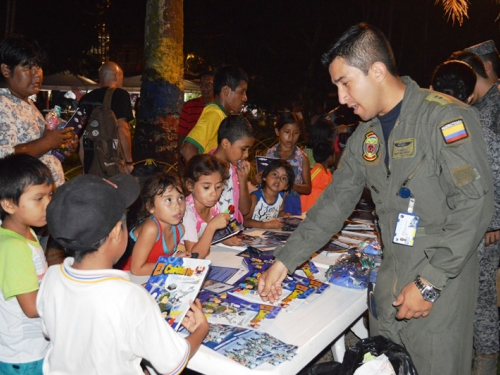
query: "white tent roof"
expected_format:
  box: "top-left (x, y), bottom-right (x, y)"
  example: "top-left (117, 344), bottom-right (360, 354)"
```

top-left (122, 75), bottom-right (200, 94)
top-left (41, 72), bottom-right (98, 91)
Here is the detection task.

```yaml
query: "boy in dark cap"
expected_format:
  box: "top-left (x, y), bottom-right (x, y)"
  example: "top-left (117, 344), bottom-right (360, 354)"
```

top-left (36, 174), bottom-right (208, 374)
top-left (465, 40), bottom-right (500, 83)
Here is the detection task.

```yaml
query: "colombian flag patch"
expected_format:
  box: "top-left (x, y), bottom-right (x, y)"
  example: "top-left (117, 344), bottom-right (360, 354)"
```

top-left (440, 119), bottom-right (468, 144)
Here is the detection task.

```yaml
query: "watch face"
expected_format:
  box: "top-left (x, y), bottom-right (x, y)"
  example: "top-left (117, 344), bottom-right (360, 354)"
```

top-left (423, 288), bottom-right (439, 301)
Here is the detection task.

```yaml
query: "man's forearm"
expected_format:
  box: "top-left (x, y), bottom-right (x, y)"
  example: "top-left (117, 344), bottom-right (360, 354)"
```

top-left (180, 142), bottom-right (199, 164)
top-left (117, 119), bottom-right (133, 162)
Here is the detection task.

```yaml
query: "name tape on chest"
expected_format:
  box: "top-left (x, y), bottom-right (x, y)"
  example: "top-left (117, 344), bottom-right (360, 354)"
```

top-left (440, 119), bottom-right (468, 144)
top-left (363, 131), bottom-right (380, 161)
top-left (392, 138), bottom-right (415, 159)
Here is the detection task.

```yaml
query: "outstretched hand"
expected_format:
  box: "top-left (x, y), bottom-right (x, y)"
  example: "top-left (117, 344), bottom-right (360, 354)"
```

top-left (257, 260), bottom-right (288, 303)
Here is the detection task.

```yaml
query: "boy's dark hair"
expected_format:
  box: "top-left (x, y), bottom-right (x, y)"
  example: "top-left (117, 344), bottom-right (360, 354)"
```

top-left (447, 51), bottom-right (488, 79)
top-left (217, 115), bottom-right (255, 145)
top-left (321, 23), bottom-right (398, 77)
top-left (307, 115), bottom-right (336, 148)
top-left (0, 154), bottom-right (53, 220)
top-left (138, 173), bottom-right (183, 222)
top-left (312, 142), bottom-right (334, 164)
top-left (431, 60), bottom-right (477, 103)
top-left (183, 154), bottom-right (229, 190)
top-left (0, 35), bottom-right (47, 77)
top-left (262, 159), bottom-right (295, 192)
top-left (275, 111), bottom-right (301, 132)
top-left (213, 66), bottom-right (248, 96)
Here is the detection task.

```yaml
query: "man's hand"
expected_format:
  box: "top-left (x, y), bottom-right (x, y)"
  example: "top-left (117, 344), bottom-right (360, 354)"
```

top-left (43, 126), bottom-right (75, 150)
top-left (393, 280), bottom-right (434, 320)
top-left (485, 230), bottom-right (500, 246)
top-left (257, 260), bottom-right (288, 303)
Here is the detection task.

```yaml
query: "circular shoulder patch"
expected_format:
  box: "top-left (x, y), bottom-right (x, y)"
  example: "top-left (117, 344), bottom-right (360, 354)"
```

top-left (363, 131), bottom-right (380, 161)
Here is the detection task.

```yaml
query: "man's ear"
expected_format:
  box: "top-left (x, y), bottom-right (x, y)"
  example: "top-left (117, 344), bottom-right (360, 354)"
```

top-left (370, 62), bottom-right (387, 82)
top-left (0, 199), bottom-right (16, 214)
top-left (0, 64), bottom-right (12, 79)
top-left (484, 60), bottom-right (494, 74)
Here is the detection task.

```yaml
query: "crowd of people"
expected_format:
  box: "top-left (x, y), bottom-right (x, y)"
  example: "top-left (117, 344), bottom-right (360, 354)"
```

top-left (0, 22), bottom-right (500, 375)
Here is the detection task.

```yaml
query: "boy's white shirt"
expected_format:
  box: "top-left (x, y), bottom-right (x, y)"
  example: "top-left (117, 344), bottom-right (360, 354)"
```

top-left (37, 257), bottom-right (190, 374)
top-left (0, 228), bottom-right (49, 363)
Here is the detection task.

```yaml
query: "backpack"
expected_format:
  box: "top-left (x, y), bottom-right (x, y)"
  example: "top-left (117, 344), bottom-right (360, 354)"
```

top-left (85, 88), bottom-right (128, 177)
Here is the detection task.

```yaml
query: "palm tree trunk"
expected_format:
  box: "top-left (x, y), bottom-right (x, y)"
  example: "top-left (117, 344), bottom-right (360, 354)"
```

top-left (132, 0), bottom-right (183, 165)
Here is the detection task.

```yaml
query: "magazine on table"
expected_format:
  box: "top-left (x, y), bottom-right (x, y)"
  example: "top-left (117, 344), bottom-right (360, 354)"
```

top-left (201, 324), bottom-right (298, 369)
top-left (144, 256), bottom-right (211, 331)
top-left (199, 290), bottom-right (282, 330)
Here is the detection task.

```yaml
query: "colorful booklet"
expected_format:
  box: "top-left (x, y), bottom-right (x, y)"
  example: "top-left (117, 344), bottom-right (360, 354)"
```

top-left (50, 107), bottom-right (88, 162)
top-left (202, 324), bottom-right (298, 369)
top-left (212, 218), bottom-right (243, 244)
top-left (144, 256), bottom-right (211, 331)
top-left (199, 290), bottom-right (282, 330)
top-left (255, 156), bottom-right (281, 174)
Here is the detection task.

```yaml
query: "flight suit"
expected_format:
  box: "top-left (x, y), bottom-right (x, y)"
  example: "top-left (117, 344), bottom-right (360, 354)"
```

top-left (274, 77), bottom-right (494, 375)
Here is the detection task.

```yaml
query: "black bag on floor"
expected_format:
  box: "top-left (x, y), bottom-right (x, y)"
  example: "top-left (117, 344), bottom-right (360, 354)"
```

top-left (341, 335), bottom-right (418, 375)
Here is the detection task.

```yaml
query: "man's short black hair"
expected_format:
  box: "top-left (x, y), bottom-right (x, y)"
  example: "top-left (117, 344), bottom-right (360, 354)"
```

top-left (448, 51), bottom-right (488, 79)
top-left (217, 115), bottom-right (255, 145)
top-left (213, 66), bottom-right (248, 96)
top-left (0, 35), bottom-right (47, 75)
top-left (0, 154), bottom-right (54, 220)
top-left (431, 60), bottom-right (477, 103)
top-left (312, 142), bottom-right (334, 164)
top-left (321, 23), bottom-right (398, 76)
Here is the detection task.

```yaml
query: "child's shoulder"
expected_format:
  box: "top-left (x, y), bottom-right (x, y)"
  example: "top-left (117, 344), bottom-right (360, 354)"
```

top-left (0, 227), bottom-right (36, 249)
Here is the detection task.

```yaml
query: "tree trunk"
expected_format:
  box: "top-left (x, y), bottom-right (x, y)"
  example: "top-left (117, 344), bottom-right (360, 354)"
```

top-left (132, 0), bottom-right (183, 166)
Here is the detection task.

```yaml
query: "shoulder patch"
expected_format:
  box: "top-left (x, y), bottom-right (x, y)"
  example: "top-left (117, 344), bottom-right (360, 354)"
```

top-left (362, 131), bottom-right (380, 161)
top-left (440, 119), bottom-right (469, 144)
top-left (425, 93), bottom-right (452, 106)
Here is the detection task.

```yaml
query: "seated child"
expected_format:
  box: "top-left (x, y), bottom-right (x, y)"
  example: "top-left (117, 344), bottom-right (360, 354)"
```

top-left (244, 159), bottom-right (295, 229)
top-left (0, 154), bottom-right (54, 375)
top-left (182, 154), bottom-right (232, 258)
top-left (212, 115), bottom-right (255, 240)
top-left (300, 142), bottom-right (334, 212)
top-left (266, 112), bottom-right (311, 215)
top-left (37, 174), bottom-right (209, 374)
top-left (123, 173), bottom-right (190, 276)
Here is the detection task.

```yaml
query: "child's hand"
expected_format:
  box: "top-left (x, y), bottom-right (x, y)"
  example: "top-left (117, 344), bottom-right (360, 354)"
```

top-left (254, 171), bottom-right (263, 185)
top-left (181, 299), bottom-right (208, 333)
top-left (174, 250), bottom-right (192, 258)
top-left (209, 213), bottom-right (230, 230)
top-left (236, 160), bottom-right (251, 181)
top-left (283, 213), bottom-right (292, 218)
top-left (222, 235), bottom-right (242, 247)
top-left (265, 220), bottom-right (283, 230)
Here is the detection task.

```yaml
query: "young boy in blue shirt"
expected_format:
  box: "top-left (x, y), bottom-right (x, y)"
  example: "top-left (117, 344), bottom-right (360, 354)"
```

top-left (0, 154), bottom-right (54, 375)
top-left (37, 173), bottom-right (208, 374)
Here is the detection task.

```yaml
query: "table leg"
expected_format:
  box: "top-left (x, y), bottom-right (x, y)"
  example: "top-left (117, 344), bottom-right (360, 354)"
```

top-left (330, 315), bottom-right (368, 362)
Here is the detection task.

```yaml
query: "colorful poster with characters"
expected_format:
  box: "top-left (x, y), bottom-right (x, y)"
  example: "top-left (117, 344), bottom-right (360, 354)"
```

top-left (144, 256), bottom-right (211, 331)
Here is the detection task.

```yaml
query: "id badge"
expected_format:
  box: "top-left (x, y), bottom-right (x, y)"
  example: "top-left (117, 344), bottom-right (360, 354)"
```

top-left (392, 213), bottom-right (419, 246)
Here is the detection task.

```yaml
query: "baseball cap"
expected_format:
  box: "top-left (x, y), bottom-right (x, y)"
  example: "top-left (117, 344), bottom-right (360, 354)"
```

top-left (464, 40), bottom-right (499, 62)
top-left (47, 173), bottom-right (140, 251)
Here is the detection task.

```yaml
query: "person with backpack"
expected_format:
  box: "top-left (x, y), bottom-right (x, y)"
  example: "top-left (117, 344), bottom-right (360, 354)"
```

top-left (78, 62), bottom-right (134, 177)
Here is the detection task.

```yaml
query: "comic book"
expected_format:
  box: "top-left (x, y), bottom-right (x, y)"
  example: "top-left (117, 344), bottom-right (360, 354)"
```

top-left (144, 256), bottom-right (211, 331)
top-left (202, 324), bottom-right (298, 369)
top-left (255, 156), bottom-right (281, 174)
top-left (199, 290), bottom-right (282, 329)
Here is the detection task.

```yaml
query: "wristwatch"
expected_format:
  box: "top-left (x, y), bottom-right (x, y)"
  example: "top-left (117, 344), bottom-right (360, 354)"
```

top-left (414, 275), bottom-right (441, 302)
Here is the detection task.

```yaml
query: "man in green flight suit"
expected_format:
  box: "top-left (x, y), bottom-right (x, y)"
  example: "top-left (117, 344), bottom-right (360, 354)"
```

top-left (258, 23), bottom-right (494, 375)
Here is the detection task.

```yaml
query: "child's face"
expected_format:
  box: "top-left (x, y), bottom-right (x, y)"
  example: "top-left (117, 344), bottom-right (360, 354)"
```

top-left (191, 173), bottom-right (224, 208)
top-left (150, 186), bottom-right (185, 226)
top-left (222, 136), bottom-right (255, 165)
top-left (7, 183), bottom-right (53, 228)
top-left (264, 167), bottom-right (290, 193)
top-left (275, 123), bottom-right (300, 149)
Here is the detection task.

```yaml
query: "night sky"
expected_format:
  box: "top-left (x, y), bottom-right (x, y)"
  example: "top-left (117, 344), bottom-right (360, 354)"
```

top-left (2, 0), bottom-right (500, 109)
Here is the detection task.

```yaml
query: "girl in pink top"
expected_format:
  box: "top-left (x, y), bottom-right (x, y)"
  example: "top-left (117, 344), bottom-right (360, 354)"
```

top-left (182, 154), bottom-right (232, 258)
